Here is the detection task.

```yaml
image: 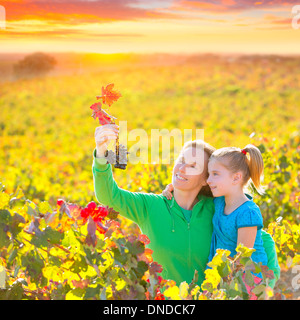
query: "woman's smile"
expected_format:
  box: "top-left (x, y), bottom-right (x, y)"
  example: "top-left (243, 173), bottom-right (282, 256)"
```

top-left (175, 173), bottom-right (188, 181)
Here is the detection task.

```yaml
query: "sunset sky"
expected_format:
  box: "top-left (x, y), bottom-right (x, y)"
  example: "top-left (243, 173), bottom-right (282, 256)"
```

top-left (0, 0), bottom-right (300, 54)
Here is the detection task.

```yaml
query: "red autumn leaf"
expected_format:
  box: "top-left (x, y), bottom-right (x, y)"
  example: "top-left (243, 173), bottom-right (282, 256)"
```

top-left (67, 204), bottom-right (82, 220)
top-left (105, 220), bottom-right (120, 237)
top-left (106, 220), bottom-right (120, 230)
top-left (154, 294), bottom-right (165, 300)
top-left (87, 201), bottom-right (97, 211)
top-left (80, 202), bottom-right (109, 224)
top-left (149, 261), bottom-right (163, 275)
top-left (80, 208), bottom-right (89, 221)
top-left (95, 221), bottom-right (108, 234)
top-left (90, 102), bottom-right (102, 112)
top-left (57, 199), bottom-right (65, 206)
top-left (154, 289), bottom-right (165, 300)
top-left (105, 206), bottom-right (119, 220)
top-left (138, 234), bottom-right (150, 245)
top-left (93, 207), bottom-right (109, 222)
top-left (137, 248), bottom-right (153, 264)
top-left (100, 112), bottom-right (115, 125)
top-left (261, 265), bottom-right (275, 279)
top-left (97, 83), bottom-right (122, 107)
top-left (72, 279), bottom-right (90, 289)
top-left (90, 102), bottom-right (115, 125)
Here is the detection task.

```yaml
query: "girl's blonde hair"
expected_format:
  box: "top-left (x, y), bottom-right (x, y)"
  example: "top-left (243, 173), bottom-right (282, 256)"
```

top-left (182, 139), bottom-right (216, 197)
top-left (210, 144), bottom-right (265, 195)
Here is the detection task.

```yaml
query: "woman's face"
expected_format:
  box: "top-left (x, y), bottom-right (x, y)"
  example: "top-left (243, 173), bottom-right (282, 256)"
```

top-left (172, 146), bottom-right (209, 192)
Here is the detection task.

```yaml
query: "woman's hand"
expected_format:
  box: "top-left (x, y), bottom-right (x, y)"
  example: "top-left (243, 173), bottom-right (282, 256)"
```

top-left (162, 183), bottom-right (174, 200)
top-left (94, 124), bottom-right (119, 157)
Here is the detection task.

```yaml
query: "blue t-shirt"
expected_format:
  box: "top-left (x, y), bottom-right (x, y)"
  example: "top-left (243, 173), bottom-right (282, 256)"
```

top-left (208, 195), bottom-right (268, 277)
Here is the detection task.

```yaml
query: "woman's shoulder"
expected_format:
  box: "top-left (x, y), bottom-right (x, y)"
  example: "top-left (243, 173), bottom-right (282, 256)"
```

top-left (197, 194), bottom-right (215, 209)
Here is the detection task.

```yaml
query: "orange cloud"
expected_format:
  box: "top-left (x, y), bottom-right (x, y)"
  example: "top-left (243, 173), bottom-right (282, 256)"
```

top-left (3, 27), bottom-right (144, 38)
top-left (0, 0), bottom-right (297, 54)
top-left (175, 1), bottom-right (229, 12)
top-left (173, 0), bottom-right (299, 13)
top-left (1, 0), bottom-right (182, 24)
top-left (262, 13), bottom-right (291, 28)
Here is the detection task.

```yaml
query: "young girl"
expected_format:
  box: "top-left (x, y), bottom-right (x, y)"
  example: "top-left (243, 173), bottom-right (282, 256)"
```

top-left (206, 145), bottom-right (268, 270)
top-left (205, 144), bottom-right (269, 298)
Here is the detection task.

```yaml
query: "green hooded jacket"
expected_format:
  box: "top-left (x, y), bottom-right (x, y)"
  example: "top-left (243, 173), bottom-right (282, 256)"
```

top-left (92, 150), bottom-right (280, 287)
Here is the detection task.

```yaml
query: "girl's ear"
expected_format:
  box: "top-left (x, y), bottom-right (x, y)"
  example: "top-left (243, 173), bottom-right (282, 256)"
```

top-left (232, 171), bottom-right (243, 185)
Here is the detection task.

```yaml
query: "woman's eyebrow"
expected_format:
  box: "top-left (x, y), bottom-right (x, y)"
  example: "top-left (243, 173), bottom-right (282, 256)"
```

top-left (179, 155), bottom-right (196, 165)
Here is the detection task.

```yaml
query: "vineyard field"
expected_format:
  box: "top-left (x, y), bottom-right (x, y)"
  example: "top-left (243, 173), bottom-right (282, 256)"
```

top-left (0, 53), bottom-right (299, 300)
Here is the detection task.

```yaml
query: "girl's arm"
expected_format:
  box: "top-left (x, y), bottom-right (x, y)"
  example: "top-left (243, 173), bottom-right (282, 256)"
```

top-left (162, 183), bottom-right (174, 200)
top-left (238, 227), bottom-right (281, 288)
top-left (237, 226), bottom-right (257, 248)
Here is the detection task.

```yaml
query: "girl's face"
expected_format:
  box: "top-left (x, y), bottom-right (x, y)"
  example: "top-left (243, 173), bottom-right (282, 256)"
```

top-left (207, 158), bottom-right (236, 197)
top-left (172, 147), bottom-right (209, 192)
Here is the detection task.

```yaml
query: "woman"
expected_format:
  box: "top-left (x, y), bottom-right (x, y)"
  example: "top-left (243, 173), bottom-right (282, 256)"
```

top-left (93, 124), bottom-right (280, 287)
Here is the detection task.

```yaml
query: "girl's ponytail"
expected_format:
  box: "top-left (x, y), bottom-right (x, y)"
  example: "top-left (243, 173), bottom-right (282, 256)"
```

top-left (242, 144), bottom-right (264, 195)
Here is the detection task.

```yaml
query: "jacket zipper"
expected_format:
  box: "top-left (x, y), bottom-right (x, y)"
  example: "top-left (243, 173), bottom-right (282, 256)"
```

top-left (187, 221), bottom-right (191, 267)
top-left (165, 199), bottom-right (192, 268)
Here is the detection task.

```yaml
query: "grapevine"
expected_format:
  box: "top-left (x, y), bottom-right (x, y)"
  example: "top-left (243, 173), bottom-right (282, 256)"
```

top-left (90, 83), bottom-right (128, 170)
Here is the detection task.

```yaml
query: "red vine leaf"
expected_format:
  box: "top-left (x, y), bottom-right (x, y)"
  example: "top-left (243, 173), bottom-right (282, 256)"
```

top-left (90, 102), bottom-right (115, 125)
top-left (97, 83), bottom-right (122, 107)
top-left (149, 261), bottom-right (163, 275)
top-left (138, 234), bottom-right (150, 245)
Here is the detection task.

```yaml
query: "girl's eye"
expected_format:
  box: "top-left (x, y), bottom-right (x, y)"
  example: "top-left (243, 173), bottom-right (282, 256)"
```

top-left (214, 173), bottom-right (218, 176)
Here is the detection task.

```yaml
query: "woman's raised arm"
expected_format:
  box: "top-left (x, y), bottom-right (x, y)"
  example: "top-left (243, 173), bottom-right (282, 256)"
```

top-left (93, 125), bottom-right (157, 227)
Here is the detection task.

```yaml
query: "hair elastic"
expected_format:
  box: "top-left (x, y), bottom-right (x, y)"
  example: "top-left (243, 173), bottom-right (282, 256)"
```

top-left (241, 149), bottom-right (247, 155)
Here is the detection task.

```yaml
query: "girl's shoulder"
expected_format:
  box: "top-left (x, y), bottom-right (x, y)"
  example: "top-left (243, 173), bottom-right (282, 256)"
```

top-left (236, 200), bottom-right (264, 229)
top-left (243, 198), bottom-right (260, 210)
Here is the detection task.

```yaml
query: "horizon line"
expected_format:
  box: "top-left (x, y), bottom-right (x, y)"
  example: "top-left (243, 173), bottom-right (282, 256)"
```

top-left (1, 51), bottom-right (300, 57)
